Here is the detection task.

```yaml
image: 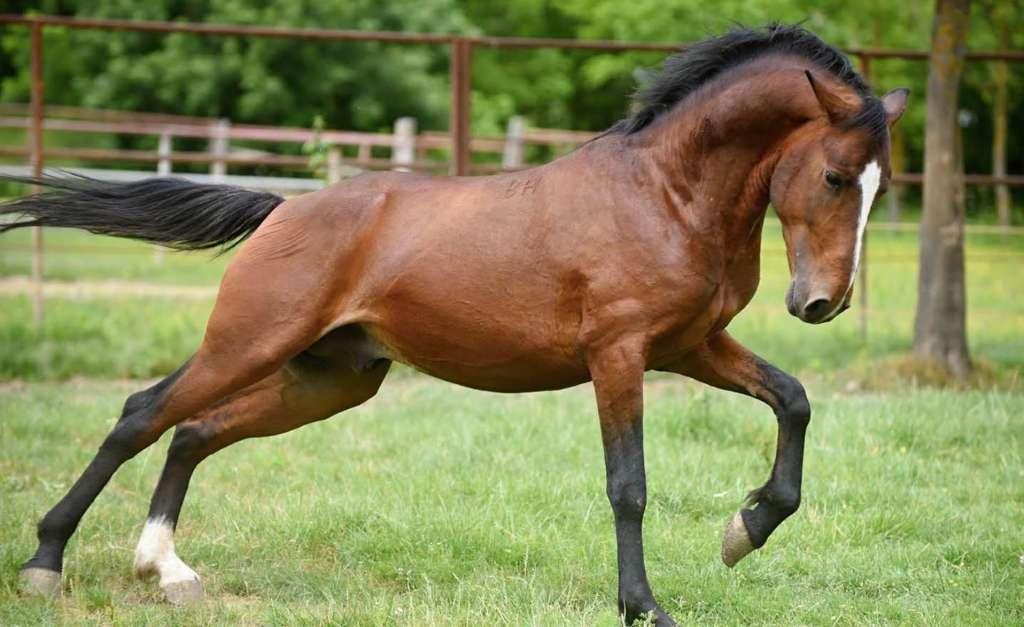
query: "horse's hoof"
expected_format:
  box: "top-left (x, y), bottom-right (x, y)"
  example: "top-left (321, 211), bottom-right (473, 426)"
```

top-left (721, 511), bottom-right (755, 567)
top-left (161, 578), bottom-right (203, 605)
top-left (19, 567), bottom-right (62, 598)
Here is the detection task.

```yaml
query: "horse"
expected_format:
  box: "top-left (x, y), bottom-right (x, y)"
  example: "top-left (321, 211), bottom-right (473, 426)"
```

top-left (1, 24), bottom-right (907, 625)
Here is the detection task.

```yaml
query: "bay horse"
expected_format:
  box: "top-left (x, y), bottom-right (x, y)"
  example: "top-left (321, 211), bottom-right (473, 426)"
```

top-left (2, 24), bottom-right (907, 624)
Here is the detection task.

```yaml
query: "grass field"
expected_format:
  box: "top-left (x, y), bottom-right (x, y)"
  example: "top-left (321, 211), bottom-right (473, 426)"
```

top-left (0, 219), bottom-right (1022, 624)
top-left (1, 379), bottom-right (1022, 625)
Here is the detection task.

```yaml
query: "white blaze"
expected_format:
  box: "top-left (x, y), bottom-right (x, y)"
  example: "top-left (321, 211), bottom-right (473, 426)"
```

top-left (134, 517), bottom-right (200, 587)
top-left (849, 160), bottom-right (881, 289)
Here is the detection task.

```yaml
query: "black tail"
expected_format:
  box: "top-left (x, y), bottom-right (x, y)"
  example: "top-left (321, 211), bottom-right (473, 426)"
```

top-left (0, 173), bottom-right (285, 251)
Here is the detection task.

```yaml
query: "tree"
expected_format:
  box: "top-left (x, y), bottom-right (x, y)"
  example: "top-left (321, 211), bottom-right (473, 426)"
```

top-left (913, 0), bottom-right (972, 378)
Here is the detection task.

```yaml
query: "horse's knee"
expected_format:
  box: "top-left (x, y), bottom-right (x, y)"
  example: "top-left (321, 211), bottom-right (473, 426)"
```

top-left (769, 372), bottom-right (809, 428)
top-left (607, 476), bottom-right (646, 521)
top-left (780, 386), bottom-right (810, 428)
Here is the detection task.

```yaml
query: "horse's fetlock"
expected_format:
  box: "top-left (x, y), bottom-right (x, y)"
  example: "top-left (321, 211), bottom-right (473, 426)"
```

top-left (619, 581), bottom-right (653, 605)
top-left (36, 514), bottom-right (67, 544)
top-left (767, 485), bottom-right (801, 515)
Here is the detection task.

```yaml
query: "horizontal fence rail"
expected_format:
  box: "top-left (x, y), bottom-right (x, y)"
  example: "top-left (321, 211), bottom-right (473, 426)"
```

top-left (3, 14), bottom-right (1024, 59)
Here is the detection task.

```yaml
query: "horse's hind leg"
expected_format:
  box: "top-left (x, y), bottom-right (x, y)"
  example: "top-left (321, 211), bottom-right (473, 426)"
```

top-left (18, 363), bottom-right (197, 596)
top-left (662, 331), bottom-right (810, 568)
top-left (19, 337), bottom-right (316, 597)
top-left (20, 299), bottom-right (329, 596)
top-left (134, 330), bottom-right (390, 604)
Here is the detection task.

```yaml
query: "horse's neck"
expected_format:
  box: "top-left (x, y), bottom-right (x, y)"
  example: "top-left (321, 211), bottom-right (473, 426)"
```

top-left (640, 67), bottom-right (813, 246)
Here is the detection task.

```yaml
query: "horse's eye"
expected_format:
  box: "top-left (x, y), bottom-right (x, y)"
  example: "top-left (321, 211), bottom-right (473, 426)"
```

top-left (824, 169), bottom-right (843, 189)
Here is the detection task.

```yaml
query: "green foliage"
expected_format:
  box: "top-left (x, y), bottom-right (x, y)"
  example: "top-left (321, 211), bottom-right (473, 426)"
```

top-left (301, 114), bottom-right (331, 180)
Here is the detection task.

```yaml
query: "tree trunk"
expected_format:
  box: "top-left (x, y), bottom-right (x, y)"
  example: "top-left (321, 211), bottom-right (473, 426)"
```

top-left (913, 0), bottom-right (972, 378)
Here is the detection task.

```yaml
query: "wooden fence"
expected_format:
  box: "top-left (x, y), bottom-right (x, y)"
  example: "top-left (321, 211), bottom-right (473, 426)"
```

top-left (0, 104), bottom-right (597, 189)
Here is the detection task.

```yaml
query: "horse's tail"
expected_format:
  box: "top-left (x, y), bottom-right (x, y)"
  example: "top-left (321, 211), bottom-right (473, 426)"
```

top-left (0, 173), bottom-right (284, 251)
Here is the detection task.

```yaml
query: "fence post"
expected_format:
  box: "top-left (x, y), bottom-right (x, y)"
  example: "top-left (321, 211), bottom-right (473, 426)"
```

top-left (29, 21), bottom-right (45, 327)
top-left (327, 147), bottom-right (343, 184)
top-left (449, 37), bottom-right (472, 176)
top-left (886, 187), bottom-right (900, 222)
top-left (157, 131), bottom-right (172, 176)
top-left (153, 131), bottom-right (173, 263)
top-left (209, 118), bottom-right (229, 182)
top-left (392, 116), bottom-right (417, 171)
top-left (502, 115), bottom-right (525, 170)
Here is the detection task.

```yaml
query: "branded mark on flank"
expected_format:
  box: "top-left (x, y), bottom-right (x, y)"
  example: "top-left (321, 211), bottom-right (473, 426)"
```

top-left (503, 176), bottom-right (542, 199)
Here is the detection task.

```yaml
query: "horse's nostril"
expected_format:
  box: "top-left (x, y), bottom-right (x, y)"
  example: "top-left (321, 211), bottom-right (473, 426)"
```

top-left (801, 298), bottom-right (831, 321)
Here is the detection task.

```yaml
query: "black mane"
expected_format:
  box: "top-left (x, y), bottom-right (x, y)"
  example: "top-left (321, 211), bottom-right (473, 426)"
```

top-left (609, 23), bottom-right (886, 138)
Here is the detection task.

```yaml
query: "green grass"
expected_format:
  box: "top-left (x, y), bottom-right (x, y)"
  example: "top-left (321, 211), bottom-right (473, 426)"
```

top-left (0, 296), bottom-right (213, 381)
top-left (1, 378), bottom-right (1021, 625)
top-left (2, 220), bottom-right (1021, 381)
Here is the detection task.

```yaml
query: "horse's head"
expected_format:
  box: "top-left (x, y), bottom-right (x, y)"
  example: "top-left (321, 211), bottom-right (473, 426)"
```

top-left (770, 71), bottom-right (908, 324)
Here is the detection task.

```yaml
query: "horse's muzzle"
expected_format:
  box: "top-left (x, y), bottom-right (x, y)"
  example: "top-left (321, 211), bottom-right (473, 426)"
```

top-left (786, 283), bottom-right (850, 324)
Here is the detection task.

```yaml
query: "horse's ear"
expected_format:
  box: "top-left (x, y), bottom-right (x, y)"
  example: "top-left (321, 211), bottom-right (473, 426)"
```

top-left (804, 70), bottom-right (858, 124)
top-left (882, 88), bottom-right (910, 126)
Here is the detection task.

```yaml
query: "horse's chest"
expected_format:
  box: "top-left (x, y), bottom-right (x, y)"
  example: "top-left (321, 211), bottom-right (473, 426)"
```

top-left (717, 267), bottom-right (760, 322)
top-left (649, 260), bottom-right (760, 359)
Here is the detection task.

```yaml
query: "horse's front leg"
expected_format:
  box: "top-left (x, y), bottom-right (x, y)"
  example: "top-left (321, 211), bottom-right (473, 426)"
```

top-left (662, 331), bottom-right (810, 567)
top-left (588, 341), bottom-right (676, 626)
